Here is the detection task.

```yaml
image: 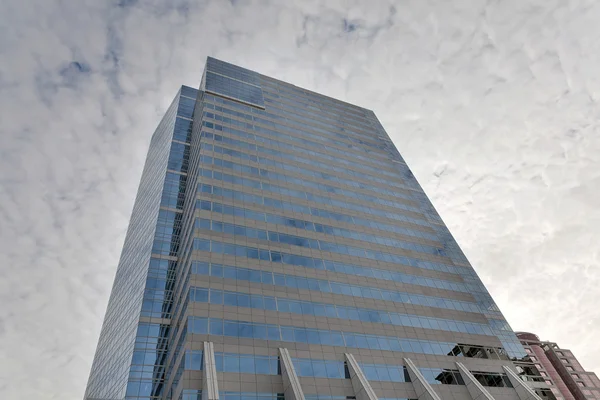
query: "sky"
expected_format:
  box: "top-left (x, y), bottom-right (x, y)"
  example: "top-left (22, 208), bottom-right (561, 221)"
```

top-left (1, 0), bottom-right (599, 398)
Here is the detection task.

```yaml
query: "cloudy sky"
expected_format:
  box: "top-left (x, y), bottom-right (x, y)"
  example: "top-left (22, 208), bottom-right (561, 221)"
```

top-left (1, 0), bottom-right (599, 398)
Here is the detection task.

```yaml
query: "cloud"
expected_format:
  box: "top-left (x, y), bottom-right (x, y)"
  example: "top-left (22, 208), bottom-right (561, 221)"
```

top-left (1, 0), bottom-right (599, 398)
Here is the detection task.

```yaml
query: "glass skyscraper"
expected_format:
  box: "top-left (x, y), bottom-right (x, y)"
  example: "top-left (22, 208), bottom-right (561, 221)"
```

top-left (85, 57), bottom-right (550, 400)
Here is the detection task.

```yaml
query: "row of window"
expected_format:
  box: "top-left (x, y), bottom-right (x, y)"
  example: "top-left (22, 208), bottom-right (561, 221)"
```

top-left (131, 349), bottom-right (168, 367)
top-left (197, 183), bottom-right (439, 242)
top-left (173, 116), bottom-right (194, 143)
top-left (180, 350), bottom-right (511, 388)
top-left (202, 139), bottom-right (412, 205)
top-left (206, 58), bottom-right (262, 86)
top-left (183, 390), bottom-right (409, 400)
top-left (199, 128), bottom-right (408, 193)
top-left (176, 96), bottom-right (195, 119)
top-left (263, 79), bottom-right (372, 123)
top-left (204, 100), bottom-right (385, 154)
top-left (200, 110), bottom-right (401, 180)
top-left (188, 261), bottom-right (519, 342)
top-left (260, 84), bottom-right (374, 132)
top-left (187, 317), bottom-right (508, 358)
top-left (185, 351), bottom-right (280, 375)
top-left (199, 166), bottom-right (435, 238)
top-left (217, 91), bottom-right (379, 153)
top-left (202, 106), bottom-right (387, 162)
top-left (155, 209), bottom-right (181, 236)
top-left (201, 118), bottom-right (393, 174)
top-left (189, 287), bottom-right (491, 335)
top-left (262, 74), bottom-right (354, 103)
top-left (161, 171), bottom-right (187, 210)
top-left (294, 357), bottom-right (349, 379)
top-left (195, 214), bottom-right (444, 264)
top-left (167, 141), bottom-right (190, 173)
top-left (199, 152), bottom-right (421, 218)
top-left (197, 219), bottom-right (464, 284)
top-left (224, 86), bottom-right (406, 187)
top-left (197, 200), bottom-right (446, 259)
top-left (180, 85), bottom-right (198, 99)
top-left (253, 99), bottom-right (383, 150)
top-left (418, 365), bottom-right (513, 388)
top-left (151, 209), bottom-right (182, 257)
top-left (192, 238), bottom-right (471, 295)
top-left (143, 219), bottom-right (181, 323)
top-left (260, 94), bottom-right (378, 144)
top-left (304, 397), bottom-right (359, 400)
top-left (181, 391), bottom-right (283, 400)
top-left (361, 364), bottom-right (512, 389)
top-left (191, 261), bottom-right (470, 308)
top-left (125, 379), bottom-right (162, 398)
top-left (205, 71), bottom-right (265, 108)
top-left (184, 351), bottom-right (345, 379)
top-left (197, 166), bottom-right (434, 231)
top-left (361, 363), bottom-right (411, 382)
top-left (260, 83), bottom-right (372, 128)
top-left (201, 109), bottom-right (383, 163)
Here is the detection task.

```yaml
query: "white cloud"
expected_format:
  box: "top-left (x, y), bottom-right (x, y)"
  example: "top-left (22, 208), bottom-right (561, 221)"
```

top-left (1, 0), bottom-right (599, 398)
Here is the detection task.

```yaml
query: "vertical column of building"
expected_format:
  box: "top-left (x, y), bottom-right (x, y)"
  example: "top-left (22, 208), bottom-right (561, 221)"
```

top-left (344, 353), bottom-right (378, 400)
top-left (175, 58), bottom-right (286, 400)
top-left (503, 365), bottom-right (543, 400)
top-left (85, 86), bottom-right (198, 400)
top-left (454, 362), bottom-right (496, 400)
top-left (202, 342), bottom-right (220, 400)
top-left (403, 358), bottom-right (442, 400)
top-left (279, 348), bottom-right (305, 400)
top-left (161, 88), bottom-right (210, 400)
top-left (127, 86), bottom-right (199, 400)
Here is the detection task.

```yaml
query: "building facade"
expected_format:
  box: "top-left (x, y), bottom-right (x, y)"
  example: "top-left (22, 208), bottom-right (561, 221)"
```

top-left (85, 57), bottom-right (550, 400)
top-left (515, 332), bottom-right (600, 400)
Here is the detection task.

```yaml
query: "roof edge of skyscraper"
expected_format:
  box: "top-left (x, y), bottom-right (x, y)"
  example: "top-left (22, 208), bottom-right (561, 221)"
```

top-left (205, 55), bottom-right (375, 113)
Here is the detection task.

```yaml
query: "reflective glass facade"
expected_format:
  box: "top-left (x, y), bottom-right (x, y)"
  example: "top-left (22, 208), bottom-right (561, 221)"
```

top-left (85, 57), bottom-right (530, 400)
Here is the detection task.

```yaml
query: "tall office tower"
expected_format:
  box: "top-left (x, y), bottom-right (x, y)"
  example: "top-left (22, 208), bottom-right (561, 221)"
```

top-left (85, 57), bottom-right (545, 400)
top-left (515, 332), bottom-right (600, 400)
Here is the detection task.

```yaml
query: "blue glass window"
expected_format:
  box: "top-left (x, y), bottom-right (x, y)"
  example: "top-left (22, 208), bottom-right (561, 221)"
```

top-left (205, 72), bottom-right (265, 108)
top-left (187, 317), bottom-right (506, 360)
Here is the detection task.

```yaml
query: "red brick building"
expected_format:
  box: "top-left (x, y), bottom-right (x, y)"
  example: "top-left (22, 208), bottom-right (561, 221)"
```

top-left (516, 332), bottom-right (600, 400)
